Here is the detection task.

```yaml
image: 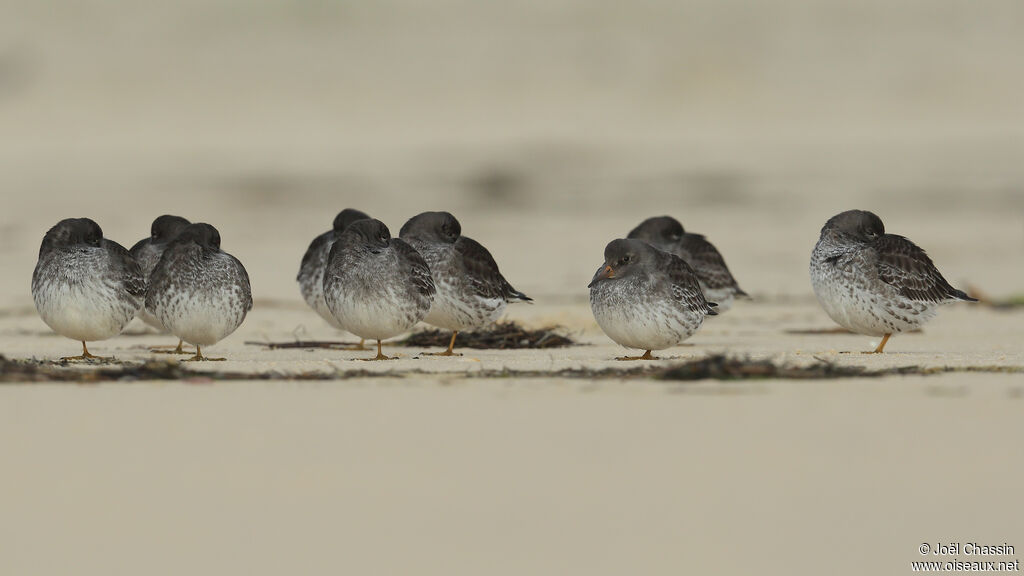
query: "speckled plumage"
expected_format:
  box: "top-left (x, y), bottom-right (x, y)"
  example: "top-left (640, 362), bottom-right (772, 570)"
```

top-left (323, 219), bottom-right (435, 357)
top-left (129, 214), bottom-right (191, 331)
top-left (810, 210), bottom-right (975, 348)
top-left (32, 218), bottom-right (145, 355)
top-left (399, 212), bottom-right (531, 334)
top-left (589, 239), bottom-right (717, 358)
top-left (297, 208), bottom-right (371, 330)
top-left (628, 216), bottom-right (746, 310)
top-left (146, 223), bottom-right (252, 357)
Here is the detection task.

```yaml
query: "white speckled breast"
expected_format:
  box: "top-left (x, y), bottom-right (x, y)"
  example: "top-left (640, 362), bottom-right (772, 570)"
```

top-left (590, 276), bottom-right (705, 351)
top-left (149, 250), bottom-right (251, 347)
top-left (810, 240), bottom-right (937, 336)
top-left (323, 246), bottom-right (432, 341)
top-left (32, 247), bottom-right (142, 342)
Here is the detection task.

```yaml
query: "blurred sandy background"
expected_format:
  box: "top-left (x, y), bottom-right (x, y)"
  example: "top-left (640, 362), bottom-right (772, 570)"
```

top-left (2, 1), bottom-right (1023, 574)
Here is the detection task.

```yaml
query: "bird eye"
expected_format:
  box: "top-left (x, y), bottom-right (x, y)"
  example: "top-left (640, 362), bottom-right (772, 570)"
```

top-left (622, 255), bottom-right (631, 264)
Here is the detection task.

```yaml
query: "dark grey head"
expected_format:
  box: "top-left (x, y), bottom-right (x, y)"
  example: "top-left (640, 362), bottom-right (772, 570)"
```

top-left (170, 223), bottom-right (222, 251)
top-left (588, 238), bottom-right (657, 288)
top-left (150, 215), bottom-right (191, 243)
top-left (821, 210), bottom-right (885, 242)
top-left (341, 218), bottom-right (391, 250)
top-left (399, 211), bottom-right (461, 244)
top-left (332, 208), bottom-right (371, 233)
top-left (627, 216), bottom-right (684, 249)
top-left (40, 218), bottom-right (103, 255)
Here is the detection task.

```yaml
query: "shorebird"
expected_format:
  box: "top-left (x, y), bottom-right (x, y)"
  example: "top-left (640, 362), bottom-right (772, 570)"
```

top-left (130, 214), bottom-right (192, 353)
top-left (628, 215), bottom-right (747, 310)
top-left (399, 211), bottom-right (531, 356)
top-left (324, 219), bottom-right (435, 360)
top-left (32, 218), bottom-right (145, 361)
top-left (297, 208), bottom-right (371, 348)
top-left (589, 238), bottom-right (717, 360)
top-left (146, 223), bottom-right (252, 361)
top-left (810, 209), bottom-right (977, 353)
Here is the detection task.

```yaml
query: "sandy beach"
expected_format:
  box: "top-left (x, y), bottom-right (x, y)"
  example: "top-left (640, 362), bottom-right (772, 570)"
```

top-left (2, 1), bottom-right (1024, 574)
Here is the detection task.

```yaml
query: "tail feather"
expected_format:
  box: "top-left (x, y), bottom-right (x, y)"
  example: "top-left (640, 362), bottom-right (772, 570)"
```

top-left (953, 288), bottom-right (978, 302)
top-left (509, 290), bottom-right (533, 303)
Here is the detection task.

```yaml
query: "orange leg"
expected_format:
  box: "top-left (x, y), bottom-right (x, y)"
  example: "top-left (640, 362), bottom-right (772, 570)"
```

top-left (615, 349), bottom-right (660, 361)
top-left (152, 339), bottom-right (192, 355)
top-left (866, 333), bottom-right (892, 354)
top-left (361, 339), bottom-right (395, 361)
top-left (61, 341), bottom-right (113, 362)
top-left (423, 331), bottom-right (461, 357)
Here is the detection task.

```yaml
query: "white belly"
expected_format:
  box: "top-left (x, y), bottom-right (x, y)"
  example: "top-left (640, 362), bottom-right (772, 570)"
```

top-left (811, 268), bottom-right (937, 336)
top-left (328, 288), bottom-right (425, 341)
top-left (155, 289), bottom-right (247, 346)
top-left (591, 291), bottom-right (703, 351)
top-left (34, 280), bottom-right (138, 342)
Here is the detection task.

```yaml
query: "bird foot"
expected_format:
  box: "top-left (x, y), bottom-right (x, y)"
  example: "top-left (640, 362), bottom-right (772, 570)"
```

top-left (421, 350), bottom-right (463, 357)
top-left (359, 353), bottom-right (396, 361)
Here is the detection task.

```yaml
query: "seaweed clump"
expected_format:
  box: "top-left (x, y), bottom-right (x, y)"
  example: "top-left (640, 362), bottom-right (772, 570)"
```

top-left (401, 321), bottom-right (575, 350)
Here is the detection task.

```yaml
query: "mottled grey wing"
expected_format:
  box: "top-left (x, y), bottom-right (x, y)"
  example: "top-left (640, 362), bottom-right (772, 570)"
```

top-left (663, 252), bottom-right (718, 315)
top-left (229, 253), bottom-right (254, 312)
top-left (298, 230), bottom-right (332, 281)
top-left (104, 239), bottom-right (146, 298)
top-left (454, 237), bottom-right (529, 301)
top-left (874, 235), bottom-right (972, 303)
top-left (679, 234), bottom-right (744, 293)
top-left (392, 238), bottom-right (436, 298)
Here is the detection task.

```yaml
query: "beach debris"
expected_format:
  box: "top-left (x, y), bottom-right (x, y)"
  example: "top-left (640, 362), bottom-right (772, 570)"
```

top-left (966, 285), bottom-right (1024, 310)
top-left (2, 353), bottom-right (1020, 384)
top-left (245, 339), bottom-right (367, 351)
top-left (401, 321), bottom-right (575, 350)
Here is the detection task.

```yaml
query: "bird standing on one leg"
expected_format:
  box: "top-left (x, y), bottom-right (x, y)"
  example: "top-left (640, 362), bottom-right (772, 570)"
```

top-left (146, 223), bottom-right (252, 361)
top-left (809, 210), bottom-right (977, 353)
top-left (399, 211), bottom-right (531, 356)
top-left (32, 218), bottom-right (145, 362)
top-left (323, 219), bottom-right (435, 361)
top-left (589, 239), bottom-right (718, 360)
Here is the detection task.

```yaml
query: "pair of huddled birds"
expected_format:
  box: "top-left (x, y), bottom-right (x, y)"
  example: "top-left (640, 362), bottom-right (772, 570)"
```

top-left (30, 209), bottom-right (975, 362)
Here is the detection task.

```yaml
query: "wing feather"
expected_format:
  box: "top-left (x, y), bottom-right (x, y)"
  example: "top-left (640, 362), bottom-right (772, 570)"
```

top-left (392, 238), bottom-right (436, 298)
top-left (454, 237), bottom-right (530, 301)
top-left (874, 235), bottom-right (974, 303)
top-left (678, 234), bottom-right (744, 294)
top-left (661, 252), bottom-right (718, 315)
